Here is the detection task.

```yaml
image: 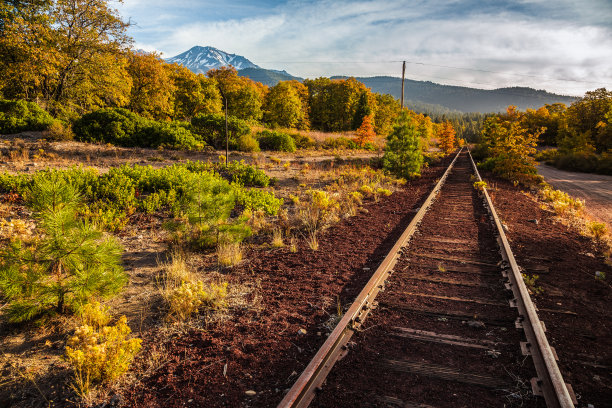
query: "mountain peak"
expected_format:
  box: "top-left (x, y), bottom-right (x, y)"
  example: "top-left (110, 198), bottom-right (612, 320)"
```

top-left (166, 46), bottom-right (259, 74)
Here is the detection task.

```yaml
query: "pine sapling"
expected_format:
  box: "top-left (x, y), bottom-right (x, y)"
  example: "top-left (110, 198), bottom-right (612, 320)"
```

top-left (0, 175), bottom-right (126, 322)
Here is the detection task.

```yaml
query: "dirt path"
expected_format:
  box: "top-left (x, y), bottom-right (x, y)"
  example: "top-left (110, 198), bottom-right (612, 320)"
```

top-left (537, 164), bottom-right (612, 226)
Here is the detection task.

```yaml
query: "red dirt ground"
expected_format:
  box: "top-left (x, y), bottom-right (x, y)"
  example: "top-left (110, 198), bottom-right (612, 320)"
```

top-left (122, 162), bottom-right (612, 408)
top-left (121, 158), bottom-right (453, 407)
top-left (488, 176), bottom-right (612, 408)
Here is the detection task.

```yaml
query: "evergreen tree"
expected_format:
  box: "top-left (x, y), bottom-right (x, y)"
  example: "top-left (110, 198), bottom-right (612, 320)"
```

top-left (382, 111), bottom-right (424, 179)
top-left (0, 175), bottom-right (126, 322)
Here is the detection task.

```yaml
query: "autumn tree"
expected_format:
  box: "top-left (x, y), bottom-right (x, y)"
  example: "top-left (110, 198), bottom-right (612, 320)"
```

top-left (127, 51), bottom-right (174, 120)
top-left (480, 106), bottom-right (543, 185)
top-left (207, 66), bottom-right (266, 122)
top-left (171, 64), bottom-right (222, 120)
top-left (436, 121), bottom-right (456, 154)
top-left (560, 88), bottom-right (612, 153)
top-left (305, 77), bottom-right (370, 131)
top-left (373, 93), bottom-right (401, 136)
top-left (353, 115), bottom-right (376, 147)
top-left (263, 80), bottom-right (309, 129)
top-left (0, 0), bottom-right (133, 118)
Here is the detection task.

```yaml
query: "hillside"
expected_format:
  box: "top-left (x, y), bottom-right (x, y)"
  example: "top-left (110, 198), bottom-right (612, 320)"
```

top-left (337, 76), bottom-right (576, 113)
top-left (237, 68), bottom-right (303, 86)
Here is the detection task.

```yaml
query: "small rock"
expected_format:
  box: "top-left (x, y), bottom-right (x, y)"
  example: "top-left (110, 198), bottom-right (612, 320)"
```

top-left (297, 328), bottom-right (307, 335)
top-left (485, 350), bottom-right (501, 358)
top-left (316, 331), bottom-right (322, 336)
top-left (466, 320), bottom-right (486, 329)
top-left (586, 252), bottom-right (595, 258)
top-left (245, 390), bottom-right (257, 397)
top-left (188, 399), bottom-right (193, 403)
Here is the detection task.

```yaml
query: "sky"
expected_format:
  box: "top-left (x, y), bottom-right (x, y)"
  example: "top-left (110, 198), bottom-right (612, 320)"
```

top-left (115, 0), bottom-right (612, 96)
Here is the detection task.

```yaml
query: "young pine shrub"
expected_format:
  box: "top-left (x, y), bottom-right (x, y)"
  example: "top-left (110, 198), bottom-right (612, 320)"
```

top-left (0, 176), bottom-right (126, 322)
top-left (64, 302), bottom-right (141, 398)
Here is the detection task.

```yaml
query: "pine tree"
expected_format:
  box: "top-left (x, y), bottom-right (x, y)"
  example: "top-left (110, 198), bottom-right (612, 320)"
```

top-left (0, 175), bottom-right (126, 322)
top-left (353, 115), bottom-right (376, 147)
top-left (382, 111), bottom-right (424, 179)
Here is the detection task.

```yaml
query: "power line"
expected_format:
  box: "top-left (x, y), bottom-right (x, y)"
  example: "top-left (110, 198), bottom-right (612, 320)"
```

top-left (255, 59), bottom-right (609, 86)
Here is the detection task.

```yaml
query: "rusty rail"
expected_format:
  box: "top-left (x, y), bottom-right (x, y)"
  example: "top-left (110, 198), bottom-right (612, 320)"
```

top-left (277, 148), bottom-right (463, 408)
top-left (466, 148), bottom-right (575, 408)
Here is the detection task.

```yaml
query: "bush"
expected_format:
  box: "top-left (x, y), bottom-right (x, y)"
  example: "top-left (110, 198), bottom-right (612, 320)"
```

top-left (290, 132), bottom-right (316, 149)
top-left (0, 176), bottom-right (126, 322)
top-left (224, 160), bottom-right (270, 187)
top-left (46, 120), bottom-right (75, 141)
top-left (322, 137), bottom-right (357, 150)
top-left (74, 108), bottom-right (203, 150)
top-left (237, 133), bottom-right (260, 152)
top-left (64, 302), bottom-right (141, 397)
top-left (235, 188), bottom-right (283, 215)
top-left (0, 99), bottom-right (54, 134)
top-left (256, 130), bottom-right (296, 152)
top-left (191, 113), bottom-right (251, 150)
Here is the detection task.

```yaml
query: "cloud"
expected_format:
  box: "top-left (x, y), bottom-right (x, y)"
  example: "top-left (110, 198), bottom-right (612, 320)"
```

top-left (120, 0), bottom-right (612, 95)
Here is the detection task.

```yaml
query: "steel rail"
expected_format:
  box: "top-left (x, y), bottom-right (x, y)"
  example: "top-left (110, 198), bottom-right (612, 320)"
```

top-left (466, 148), bottom-right (575, 408)
top-left (278, 148), bottom-right (463, 408)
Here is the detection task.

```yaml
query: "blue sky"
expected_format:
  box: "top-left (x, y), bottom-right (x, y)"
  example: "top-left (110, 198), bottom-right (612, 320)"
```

top-left (115, 0), bottom-right (612, 95)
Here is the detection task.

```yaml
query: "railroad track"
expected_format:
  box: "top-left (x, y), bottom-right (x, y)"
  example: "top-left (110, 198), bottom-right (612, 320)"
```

top-left (279, 149), bottom-right (576, 408)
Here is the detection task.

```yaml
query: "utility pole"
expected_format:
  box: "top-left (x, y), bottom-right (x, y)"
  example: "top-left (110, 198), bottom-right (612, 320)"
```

top-left (219, 88), bottom-right (229, 167)
top-left (401, 61), bottom-right (406, 109)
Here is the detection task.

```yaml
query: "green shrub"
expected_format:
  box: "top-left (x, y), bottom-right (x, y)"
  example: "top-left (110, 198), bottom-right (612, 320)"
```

top-left (256, 130), bottom-right (296, 152)
top-left (237, 133), bottom-right (260, 152)
top-left (73, 108), bottom-right (146, 145)
top-left (550, 152), bottom-right (612, 175)
top-left (235, 188), bottom-right (283, 215)
top-left (290, 132), bottom-right (316, 149)
top-left (74, 108), bottom-right (203, 150)
top-left (191, 113), bottom-right (251, 150)
top-left (225, 160), bottom-right (270, 187)
top-left (0, 99), bottom-right (54, 134)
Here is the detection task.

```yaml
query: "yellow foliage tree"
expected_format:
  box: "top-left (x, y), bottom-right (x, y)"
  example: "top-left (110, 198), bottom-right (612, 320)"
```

top-left (437, 121), bottom-right (456, 154)
top-left (480, 106), bottom-right (544, 185)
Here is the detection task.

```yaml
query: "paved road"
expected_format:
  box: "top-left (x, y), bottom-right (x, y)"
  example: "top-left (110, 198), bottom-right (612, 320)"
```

top-left (537, 164), bottom-right (612, 225)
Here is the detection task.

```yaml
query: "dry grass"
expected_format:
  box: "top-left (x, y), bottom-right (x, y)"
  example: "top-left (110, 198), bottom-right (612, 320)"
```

top-left (217, 242), bottom-right (243, 267)
top-left (271, 227), bottom-right (284, 247)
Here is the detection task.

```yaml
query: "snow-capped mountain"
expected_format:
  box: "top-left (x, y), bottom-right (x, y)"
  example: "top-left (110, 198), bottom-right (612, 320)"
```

top-left (166, 46), bottom-right (260, 74)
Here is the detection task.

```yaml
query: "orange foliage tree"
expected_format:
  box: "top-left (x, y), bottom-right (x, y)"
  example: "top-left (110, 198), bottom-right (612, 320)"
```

top-left (354, 115), bottom-right (376, 147)
top-left (437, 121), bottom-right (456, 154)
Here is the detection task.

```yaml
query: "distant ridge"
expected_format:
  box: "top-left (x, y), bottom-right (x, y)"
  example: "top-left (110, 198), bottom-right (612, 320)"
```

top-left (336, 76), bottom-right (577, 113)
top-left (167, 46), bottom-right (577, 113)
